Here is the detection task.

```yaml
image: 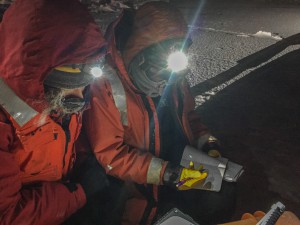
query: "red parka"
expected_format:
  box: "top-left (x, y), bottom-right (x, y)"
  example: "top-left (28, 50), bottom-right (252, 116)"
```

top-left (84, 2), bottom-right (209, 224)
top-left (0, 0), bottom-right (106, 224)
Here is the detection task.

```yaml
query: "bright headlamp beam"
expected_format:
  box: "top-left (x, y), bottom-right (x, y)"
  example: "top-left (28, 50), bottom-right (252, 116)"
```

top-left (90, 67), bottom-right (103, 78)
top-left (167, 51), bottom-right (188, 72)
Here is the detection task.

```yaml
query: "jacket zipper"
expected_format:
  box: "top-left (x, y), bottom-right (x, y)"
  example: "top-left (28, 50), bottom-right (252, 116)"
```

top-left (62, 116), bottom-right (71, 169)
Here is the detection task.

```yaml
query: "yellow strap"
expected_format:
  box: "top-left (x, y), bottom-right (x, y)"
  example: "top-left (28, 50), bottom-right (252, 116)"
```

top-left (55, 66), bottom-right (81, 73)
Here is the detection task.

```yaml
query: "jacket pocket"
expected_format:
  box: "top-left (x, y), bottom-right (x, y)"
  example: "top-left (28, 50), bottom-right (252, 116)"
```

top-left (20, 165), bottom-right (61, 184)
top-left (15, 124), bottom-right (64, 183)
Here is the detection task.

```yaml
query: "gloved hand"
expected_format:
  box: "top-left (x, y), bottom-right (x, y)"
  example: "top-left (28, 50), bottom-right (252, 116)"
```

top-left (74, 154), bottom-right (109, 202)
top-left (202, 135), bottom-right (222, 158)
top-left (276, 211), bottom-right (300, 225)
top-left (241, 211), bottom-right (265, 221)
top-left (163, 162), bottom-right (207, 190)
top-left (219, 211), bottom-right (300, 225)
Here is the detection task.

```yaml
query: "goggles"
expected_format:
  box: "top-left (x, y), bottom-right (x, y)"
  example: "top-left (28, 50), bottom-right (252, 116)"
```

top-left (44, 61), bottom-right (104, 89)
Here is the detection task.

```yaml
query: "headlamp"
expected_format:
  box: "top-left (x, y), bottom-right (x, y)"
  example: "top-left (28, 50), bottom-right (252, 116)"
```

top-left (45, 62), bottom-right (104, 89)
top-left (167, 51), bottom-right (188, 72)
top-left (89, 66), bottom-right (103, 78)
top-left (56, 64), bottom-right (104, 78)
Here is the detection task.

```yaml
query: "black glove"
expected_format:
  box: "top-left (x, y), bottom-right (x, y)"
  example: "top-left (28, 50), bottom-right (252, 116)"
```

top-left (75, 154), bottom-right (109, 202)
top-left (201, 135), bottom-right (222, 158)
top-left (162, 162), bottom-right (182, 188)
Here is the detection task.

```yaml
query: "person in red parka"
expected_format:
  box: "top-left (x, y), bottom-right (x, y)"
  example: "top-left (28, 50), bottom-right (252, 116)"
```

top-left (84, 2), bottom-right (236, 225)
top-left (0, 0), bottom-right (109, 224)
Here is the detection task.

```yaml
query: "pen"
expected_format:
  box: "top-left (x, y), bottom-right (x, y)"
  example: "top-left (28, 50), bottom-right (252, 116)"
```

top-left (176, 178), bottom-right (192, 188)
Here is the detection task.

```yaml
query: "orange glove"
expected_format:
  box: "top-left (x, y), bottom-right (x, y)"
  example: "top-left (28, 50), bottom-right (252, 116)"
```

top-left (241, 211), bottom-right (266, 221)
top-left (275, 211), bottom-right (300, 225)
top-left (219, 211), bottom-right (300, 225)
top-left (218, 211), bottom-right (264, 225)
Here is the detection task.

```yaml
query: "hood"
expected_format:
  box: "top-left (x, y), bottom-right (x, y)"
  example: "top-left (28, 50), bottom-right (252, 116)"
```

top-left (0, 0), bottom-right (106, 112)
top-left (122, 1), bottom-right (188, 67)
top-left (105, 9), bottom-right (139, 92)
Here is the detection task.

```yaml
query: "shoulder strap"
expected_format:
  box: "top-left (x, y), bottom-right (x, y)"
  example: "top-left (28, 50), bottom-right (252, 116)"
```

top-left (103, 69), bottom-right (128, 126)
top-left (0, 77), bottom-right (38, 127)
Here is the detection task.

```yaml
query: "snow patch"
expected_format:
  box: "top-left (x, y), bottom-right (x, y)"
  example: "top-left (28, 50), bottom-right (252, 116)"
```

top-left (253, 31), bottom-right (283, 41)
top-left (194, 45), bottom-right (300, 107)
top-left (189, 26), bottom-right (283, 41)
top-left (237, 34), bottom-right (250, 38)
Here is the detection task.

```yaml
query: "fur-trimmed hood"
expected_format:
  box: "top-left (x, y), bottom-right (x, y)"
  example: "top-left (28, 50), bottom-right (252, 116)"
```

top-left (0, 0), bottom-right (106, 112)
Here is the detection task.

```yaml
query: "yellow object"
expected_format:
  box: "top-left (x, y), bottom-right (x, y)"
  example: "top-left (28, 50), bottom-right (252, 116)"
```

top-left (55, 66), bottom-right (82, 73)
top-left (177, 162), bottom-right (207, 191)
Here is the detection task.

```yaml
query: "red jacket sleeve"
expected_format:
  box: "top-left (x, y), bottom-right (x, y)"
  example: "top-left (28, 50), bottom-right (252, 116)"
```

top-left (0, 112), bottom-right (86, 225)
top-left (84, 78), bottom-right (155, 184)
top-left (180, 79), bottom-right (210, 144)
top-left (181, 80), bottom-right (209, 136)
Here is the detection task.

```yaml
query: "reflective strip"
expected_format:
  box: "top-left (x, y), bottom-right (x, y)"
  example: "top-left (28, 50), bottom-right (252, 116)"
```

top-left (147, 157), bottom-right (164, 185)
top-left (104, 68), bottom-right (128, 126)
top-left (0, 77), bottom-right (38, 127)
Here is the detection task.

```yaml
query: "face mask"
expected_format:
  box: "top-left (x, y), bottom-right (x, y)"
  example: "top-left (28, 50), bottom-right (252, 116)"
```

top-left (128, 39), bottom-right (192, 96)
top-left (44, 85), bottom-right (88, 116)
top-left (61, 97), bottom-right (86, 114)
top-left (129, 54), bottom-right (167, 97)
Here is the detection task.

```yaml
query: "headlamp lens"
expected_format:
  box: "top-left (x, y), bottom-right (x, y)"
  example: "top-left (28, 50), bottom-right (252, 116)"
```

top-left (167, 51), bottom-right (188, 72)
top-left (90, 66), bottom-right (103, 78)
